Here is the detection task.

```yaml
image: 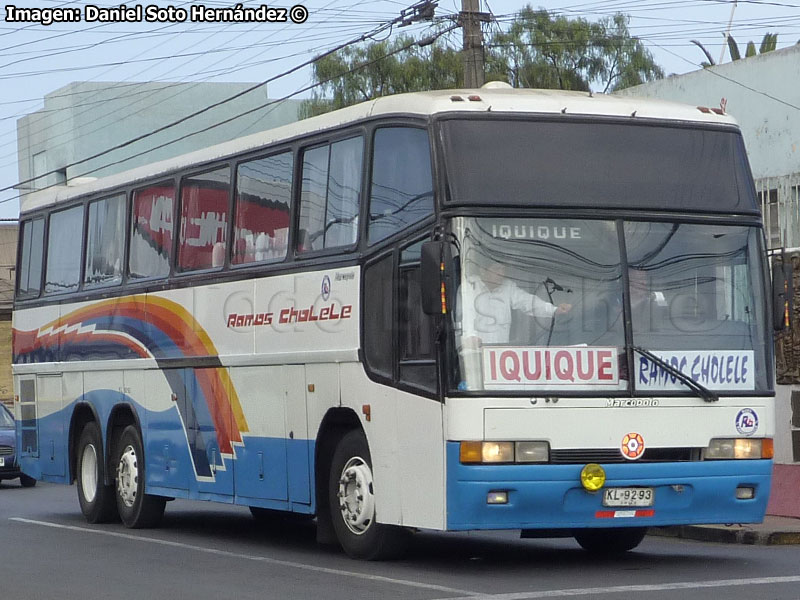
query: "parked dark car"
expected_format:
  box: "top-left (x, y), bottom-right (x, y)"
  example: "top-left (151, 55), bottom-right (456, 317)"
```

top-left (0, 403), bottom-right (36, 487)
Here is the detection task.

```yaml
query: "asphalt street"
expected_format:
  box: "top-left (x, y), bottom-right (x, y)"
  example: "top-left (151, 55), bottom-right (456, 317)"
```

top-left (2, 481), bottom-right (800, 600)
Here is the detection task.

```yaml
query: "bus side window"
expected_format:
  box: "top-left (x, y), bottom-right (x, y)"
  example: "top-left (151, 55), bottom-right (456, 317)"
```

top-left (85, 194), bottom-right (125, 288)
top-left (17, 218), bottom-right (44, 299)
top-left (44, 205), bottom-right (83, 295)
top-left (368, 128), bottom-right (434, 245)
top-left (177, 166), bottom-right (231, 272)
top-left (130, 182), bottom-right (174, 280)
top-left (297, 136), bottom-right (363, 254)
top-left (233, 151), bottom-right (292, 265)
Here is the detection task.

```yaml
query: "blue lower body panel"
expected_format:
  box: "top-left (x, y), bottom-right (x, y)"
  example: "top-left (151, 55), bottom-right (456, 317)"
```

top-left (446, 442), bottom-right (772, 530)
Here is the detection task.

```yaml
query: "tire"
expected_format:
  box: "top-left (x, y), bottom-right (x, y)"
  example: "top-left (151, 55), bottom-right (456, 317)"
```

top-left (19, 473), bottom-right (37, 488)
top-left (76, 422), bottom-right (118, 523)
top-left (328, 430), bottom-right (410, 560)
top-left (574, 527), bottom-right (648, 554)
top-left (115, 425), bottom-right (166, 528)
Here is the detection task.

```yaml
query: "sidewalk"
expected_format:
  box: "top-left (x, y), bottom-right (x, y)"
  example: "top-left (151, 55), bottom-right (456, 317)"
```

top-left (649, 516), bottom-right (800, 545)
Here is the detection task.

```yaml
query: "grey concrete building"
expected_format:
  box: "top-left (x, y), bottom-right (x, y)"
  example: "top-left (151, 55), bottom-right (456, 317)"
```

top-left (16, 81), bottom-right (302, 204)
top-left (618, 44), bottom-right (800, 517)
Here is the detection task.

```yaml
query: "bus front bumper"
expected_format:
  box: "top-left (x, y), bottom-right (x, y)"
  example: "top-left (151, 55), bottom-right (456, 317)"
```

top-left (445, 443), bottom-right (772, 531)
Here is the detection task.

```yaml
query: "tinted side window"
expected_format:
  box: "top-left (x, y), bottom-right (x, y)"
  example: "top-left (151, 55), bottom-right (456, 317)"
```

top-left (368, 128), bottom-right (434, 244)
top-left (130, 182), bottom-right (174, 280)
top-left (178, 167), bottom-right (230, 271)
top-left (45, 205), bottom-right (83, 294)
top-left (233, 151), bottom-right (292, 264)
top-left (85, 194), bottom-right (125, 288)
top-left (363, 252), bottom-right (394, 379)
top-left (298, 137), bottom-right (363, 253)
top-left (398, 241), bottom-right (436, 391)
top-left (297, 145), bottom-right (328, 253)
top-left (326, 137), bottom-right (363, 248)
top-left (17, 218), bottom-right (44, 299)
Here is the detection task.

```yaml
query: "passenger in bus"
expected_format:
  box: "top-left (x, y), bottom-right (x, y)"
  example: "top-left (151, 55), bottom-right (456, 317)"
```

top-left (592, 267), bottom-right (667, 333)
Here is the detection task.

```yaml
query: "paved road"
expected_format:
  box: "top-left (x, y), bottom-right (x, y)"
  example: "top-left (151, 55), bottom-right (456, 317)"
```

top-left (3, 480), bottom-right (800, 600)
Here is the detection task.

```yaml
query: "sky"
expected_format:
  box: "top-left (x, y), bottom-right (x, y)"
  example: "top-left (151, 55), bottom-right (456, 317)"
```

top-left (0, 0), bottom-right (798, 219)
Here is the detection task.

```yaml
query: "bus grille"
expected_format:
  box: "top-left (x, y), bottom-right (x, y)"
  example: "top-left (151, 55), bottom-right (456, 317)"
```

top-left (0, 445), bottom-right (12, 456)
top-left (549, 448), bottom-right (697, 464)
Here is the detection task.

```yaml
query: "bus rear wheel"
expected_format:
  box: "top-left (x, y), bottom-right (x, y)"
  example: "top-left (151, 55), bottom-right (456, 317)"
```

top-left (115, 425), bottom-right (166, 528)
top-left (574, 527), bottom-right (647, 554)
top-left (328, 430), bottom-right (409, 560)
top-left (76, 421), bottom-right (118, 523)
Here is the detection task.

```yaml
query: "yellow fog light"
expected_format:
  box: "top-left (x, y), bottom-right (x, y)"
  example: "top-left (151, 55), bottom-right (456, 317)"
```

top-left (580, 463), bottom-right (606, 492)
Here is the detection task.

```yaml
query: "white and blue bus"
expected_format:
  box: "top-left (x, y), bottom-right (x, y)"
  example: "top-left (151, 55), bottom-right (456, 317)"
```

top-left (13, 84), bottom-right (784, 559)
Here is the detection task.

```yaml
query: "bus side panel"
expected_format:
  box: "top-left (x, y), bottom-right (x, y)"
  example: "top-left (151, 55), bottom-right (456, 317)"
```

top-left (286, 364), bottom-right (310, 506)
top-left (232, 365), bottom-right (289, 506)
top-left (140, 368), bottom-right (192, 497)
top-left (34, 373), bottom-right (67, 481)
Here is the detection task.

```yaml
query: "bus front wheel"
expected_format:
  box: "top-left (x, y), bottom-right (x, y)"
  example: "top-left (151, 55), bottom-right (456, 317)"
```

top-left (76, 421), bottom-right (118, 523)
top-left (114, 425), bottom-right (166, 528)
top-left (328, 430), bottom-right (409, 560)
top-left (574, 527), bottom-right (647, 554)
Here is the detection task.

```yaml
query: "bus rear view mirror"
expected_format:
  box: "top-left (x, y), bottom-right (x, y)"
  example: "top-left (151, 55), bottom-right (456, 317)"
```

top-left (421, 241), bottom-right (453, 315)
top-left (772, 254), bottom-right (793, 331)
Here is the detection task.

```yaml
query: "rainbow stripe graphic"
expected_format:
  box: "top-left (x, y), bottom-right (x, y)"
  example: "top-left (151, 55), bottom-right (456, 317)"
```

top-left (14, 295), bottom-right (249, 474)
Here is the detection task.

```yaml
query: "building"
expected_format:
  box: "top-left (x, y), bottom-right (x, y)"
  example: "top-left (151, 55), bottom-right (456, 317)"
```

top-left (618, 44), bottom-right (800, 517)
top-left (16, 81), bottom-right (302, 201)
top-left (0, 222), bottom-right (17, 409)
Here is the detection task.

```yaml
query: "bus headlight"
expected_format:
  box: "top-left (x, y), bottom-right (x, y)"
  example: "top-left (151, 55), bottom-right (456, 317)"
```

top-left (482, 441), bottom-right (514, 463)
top-left (705, 438), bottom-right (773, 459)
top-left (515, 441), bottom-right (549, 463)
top-left (459, 441), bottom-right (549, 463)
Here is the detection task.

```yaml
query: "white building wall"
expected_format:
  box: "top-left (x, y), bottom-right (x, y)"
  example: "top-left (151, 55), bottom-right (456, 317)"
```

top-left (617, 44), bottom-right (800, 181)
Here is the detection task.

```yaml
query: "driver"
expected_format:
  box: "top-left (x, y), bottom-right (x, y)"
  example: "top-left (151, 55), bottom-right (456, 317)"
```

top-left (460, 261), bottom-right (572, 348)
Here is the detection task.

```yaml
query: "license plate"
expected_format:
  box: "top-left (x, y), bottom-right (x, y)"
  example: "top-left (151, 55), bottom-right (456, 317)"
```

top-left (602, 487), bottom-right (654, 507)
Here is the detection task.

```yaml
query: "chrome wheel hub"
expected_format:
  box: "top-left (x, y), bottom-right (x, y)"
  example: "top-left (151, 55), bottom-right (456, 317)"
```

top-left (337, 456), bottom-right (375, 535)
top-left (116, 444), bottom-right (139, 508)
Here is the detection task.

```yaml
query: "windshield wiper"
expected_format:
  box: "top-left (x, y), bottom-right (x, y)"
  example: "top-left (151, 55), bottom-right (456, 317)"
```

top-left (631, 345), bottom-right (719, 403)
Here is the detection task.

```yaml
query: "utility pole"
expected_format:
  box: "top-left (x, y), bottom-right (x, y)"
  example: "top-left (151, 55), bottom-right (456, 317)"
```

top-left (459, 0), bottom-right (490, 88)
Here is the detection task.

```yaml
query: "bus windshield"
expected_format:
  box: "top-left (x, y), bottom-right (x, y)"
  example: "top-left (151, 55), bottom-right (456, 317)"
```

top-left (449, 217), bottom-right (769, 395)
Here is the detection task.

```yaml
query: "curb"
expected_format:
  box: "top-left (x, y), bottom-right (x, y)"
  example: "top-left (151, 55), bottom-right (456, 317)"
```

top-left (650, 525), bottom-right (800, 545)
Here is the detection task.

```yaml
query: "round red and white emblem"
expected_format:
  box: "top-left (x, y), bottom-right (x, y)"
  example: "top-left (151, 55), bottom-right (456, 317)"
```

top-left (621, 432), bottom-right (645, 460)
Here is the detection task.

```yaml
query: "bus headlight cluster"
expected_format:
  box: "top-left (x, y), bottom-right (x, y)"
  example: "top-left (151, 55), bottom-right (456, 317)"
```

top-left (705, 438), bottom-right (773, 460)
top-left (460, 441), bottom-right (549, 464)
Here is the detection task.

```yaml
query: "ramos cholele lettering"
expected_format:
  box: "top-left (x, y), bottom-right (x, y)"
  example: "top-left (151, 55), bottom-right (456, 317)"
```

top-left (227, 302), bottom-right (352, 328)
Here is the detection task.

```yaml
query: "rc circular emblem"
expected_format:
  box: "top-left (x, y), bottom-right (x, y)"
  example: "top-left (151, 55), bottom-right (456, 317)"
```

top-left (621, 432), bottom-right (645, 460)
top-left (735, 408), bottom-right (759, 436)
top-left (321, 275), bottom-right (331, 301)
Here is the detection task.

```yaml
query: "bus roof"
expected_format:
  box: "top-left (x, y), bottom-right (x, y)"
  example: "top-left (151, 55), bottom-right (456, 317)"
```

top-left (22, 85), bottom-right (738, 214)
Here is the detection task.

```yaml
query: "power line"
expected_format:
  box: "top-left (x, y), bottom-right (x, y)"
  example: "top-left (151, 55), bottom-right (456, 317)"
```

top-left (1, 0), bottom-right (439, 197)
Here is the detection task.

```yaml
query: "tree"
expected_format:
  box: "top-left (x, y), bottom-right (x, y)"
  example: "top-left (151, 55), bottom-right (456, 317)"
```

top-left (305, 7), bottom-right (664, 113)
top-left (693, 32), bottom-right (780, 66)
top-left (303, 33), bottom-right (462, 116)
top-left (487, 8), bottom-right (662, 93)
